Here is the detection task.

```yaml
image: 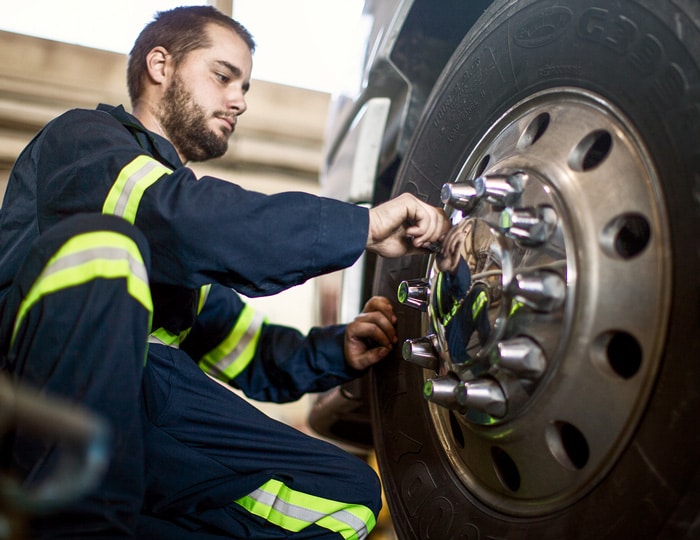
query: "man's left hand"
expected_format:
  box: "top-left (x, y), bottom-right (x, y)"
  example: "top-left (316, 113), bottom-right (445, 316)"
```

top-left (344, 296), bottom-right (398, 370)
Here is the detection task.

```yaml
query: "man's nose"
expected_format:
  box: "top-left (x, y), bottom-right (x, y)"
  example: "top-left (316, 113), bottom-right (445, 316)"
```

top-left (228, 87), bottom-right (247, 115)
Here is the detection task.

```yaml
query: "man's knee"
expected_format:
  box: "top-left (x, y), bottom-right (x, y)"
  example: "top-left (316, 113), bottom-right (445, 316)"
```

top-left (1, 214), bottom-right (152, 363)
top-left (353, 456), bottom-right (383, 516)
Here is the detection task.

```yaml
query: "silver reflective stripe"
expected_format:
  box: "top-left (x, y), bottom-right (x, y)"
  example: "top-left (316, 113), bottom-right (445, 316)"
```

top-left (247, 486), bottom-right (369, 539)
top-left (11, 234), bottom-right (152, 348)
top-left (148, 285), bottom-right (212, 349)
top-left (41, 247), bottom-right (149, 286)
top-left (147, 334), bottom-right (179, 348)
top-left (103, 156), bottom-right (172, 224)
top-left (111, 159), bottom-right (166, 218)
top-left (206, 309), bottom-right (265, 379)
top-left (148, 326), bottom-right (184, 348)
top-left (223, 310), bottom-right (263, 361)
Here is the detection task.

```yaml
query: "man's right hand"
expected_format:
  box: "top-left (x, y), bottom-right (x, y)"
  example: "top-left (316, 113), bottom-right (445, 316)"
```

top-left (366, 193), bottom-right (449, 258)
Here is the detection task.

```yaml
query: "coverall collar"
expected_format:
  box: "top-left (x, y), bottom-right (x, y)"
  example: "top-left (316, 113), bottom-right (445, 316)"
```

top-left (96, 103), bottom-right (184, 169)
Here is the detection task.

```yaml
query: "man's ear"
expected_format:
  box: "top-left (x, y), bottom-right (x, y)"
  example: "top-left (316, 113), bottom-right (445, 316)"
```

top-left (145, 46), bottom-right (171, 85)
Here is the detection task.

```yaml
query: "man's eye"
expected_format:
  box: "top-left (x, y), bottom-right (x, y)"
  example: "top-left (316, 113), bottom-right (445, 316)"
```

top-left (215, 73), bottom-right (230, 83)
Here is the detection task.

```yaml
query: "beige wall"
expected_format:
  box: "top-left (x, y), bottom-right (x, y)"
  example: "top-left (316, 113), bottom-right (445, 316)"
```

top-left (0, 29), bottom-right (331, 188)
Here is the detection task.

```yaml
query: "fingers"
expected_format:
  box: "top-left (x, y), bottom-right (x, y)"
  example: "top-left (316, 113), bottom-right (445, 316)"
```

top-left (349, 346), bottom-right (392, 371)
top-left (403, 195), bottom-right (449, 248)
top-left (344, 296), bottom-right (398, 370)
top-left (362, 296), bottom-right (397, 324)
top-left (350, 310), bottom-right (397, 348)
top-left (367, 193), bottom-right (450, 258)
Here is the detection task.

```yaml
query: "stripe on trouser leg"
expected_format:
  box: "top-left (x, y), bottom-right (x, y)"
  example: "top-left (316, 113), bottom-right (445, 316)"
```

top-left (236, 478), bottom-right (376, 540)
top-left (10, 230), bottom-right (152, 347)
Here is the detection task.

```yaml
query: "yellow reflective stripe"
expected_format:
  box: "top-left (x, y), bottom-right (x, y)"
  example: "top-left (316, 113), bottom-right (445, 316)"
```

top-left (236, 478), bottom-right (375, 540)
top-left (148, 285), bottom-right (216, 349)
top-left (149, 285), bottom-right (212, 347)
top-left (510, 300), bottom-right (525, 316)
top-left (472, 290), bottom-right (488, 320)
top-left (11, 231), bottom-right (152, 346)
top-left (197, 284), bottom-right (212, 314)
top-left (198, 305), bottom-right (265, 381)
top-left (149, 327), bottom-right (183, 347)
top-left (435, 272), bottom-right (445, 319)
top-left (102, 155), bottom-right (172, 224)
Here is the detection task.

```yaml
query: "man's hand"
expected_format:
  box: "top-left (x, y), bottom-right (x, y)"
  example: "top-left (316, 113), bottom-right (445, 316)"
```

top-left (367, 192), bottom-right (449, 258)
top-left (344, 296), bottom-right (398, 370)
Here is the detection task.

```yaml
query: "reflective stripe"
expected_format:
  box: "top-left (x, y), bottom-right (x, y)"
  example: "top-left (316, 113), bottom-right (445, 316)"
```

top-left (148, 285), bottom-right (212, 348)
top-left (510, 300), bottom-right (525, 316)
top-left (198, 304), bottom-right (265, 381)
top-left (471, 290), bottom-right (488, 319)
top-left (148, 333), bottom-right (170, 346)
top-left (11, 231), bottom-right (152, 346)
top-left (435, 272), bottom-right (446, 319)
top-left (102, 155), bottom-right (172, 224)
top-left (197, 284), bottom-right (212, 313)
top-left (236, 478), bottom-right (375, 540)
top-left (435, 273), bottom-right (465, 326)
top-left (148, 328), bottom-right (181, 348)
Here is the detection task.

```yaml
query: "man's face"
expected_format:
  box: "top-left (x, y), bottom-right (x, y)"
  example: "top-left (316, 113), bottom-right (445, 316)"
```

top-left (157, 24), bottom-right (253, 162)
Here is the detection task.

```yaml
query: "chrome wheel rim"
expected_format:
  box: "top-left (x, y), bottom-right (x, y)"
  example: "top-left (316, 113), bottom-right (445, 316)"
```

top-left (399, 88), bottom-right (671, 516)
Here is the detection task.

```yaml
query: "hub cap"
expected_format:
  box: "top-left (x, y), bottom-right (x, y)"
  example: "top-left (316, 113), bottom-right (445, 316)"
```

top-left (398, 88), bottom-right (670, 516)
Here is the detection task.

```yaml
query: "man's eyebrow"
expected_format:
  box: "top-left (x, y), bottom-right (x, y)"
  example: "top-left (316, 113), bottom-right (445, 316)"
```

top-left (215, 60), bottom-right (241, 77)
top-left (214, 60), bottom-right (250, 91)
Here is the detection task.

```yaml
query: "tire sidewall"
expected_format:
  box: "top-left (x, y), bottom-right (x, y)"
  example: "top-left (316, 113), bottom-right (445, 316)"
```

top-left (371, 1), bottom-right (700, 538)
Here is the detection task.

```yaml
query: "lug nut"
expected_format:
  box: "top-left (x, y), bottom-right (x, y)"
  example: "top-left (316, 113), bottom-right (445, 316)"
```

top-left (440, 178), bottom-right (485, 213)
top-left (423, 376), bottom-right (462, 409)
top-left (507, 270), bottom-right (566, 312)
top-left (500, 205), bottom-right (558, 246)
top-left (402, 335), bottom-right (439, 371)
top-left (480, 172), bottom-right (527, 207)
top-left (455, 378), bottom-right (507, 418)
top-left (496, 337), bottom-right (547, 379)
top-left (397, 278), bottom-right (430, 311)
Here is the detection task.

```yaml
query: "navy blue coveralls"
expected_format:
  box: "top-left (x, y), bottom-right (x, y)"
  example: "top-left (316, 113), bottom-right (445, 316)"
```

top-left (0, 104), bottom-right (381, 539)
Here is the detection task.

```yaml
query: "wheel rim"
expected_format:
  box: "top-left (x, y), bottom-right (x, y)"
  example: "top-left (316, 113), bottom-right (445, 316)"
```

top-left (398, 87), bottom-right (671, 516)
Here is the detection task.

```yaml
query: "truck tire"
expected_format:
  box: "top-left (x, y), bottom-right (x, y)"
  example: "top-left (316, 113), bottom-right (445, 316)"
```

top-left (369, 1), bottom-right (700, 538)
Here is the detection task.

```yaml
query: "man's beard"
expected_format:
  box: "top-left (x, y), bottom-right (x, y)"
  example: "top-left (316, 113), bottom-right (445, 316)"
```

top-left (158, 74), bottom-right (231, 162)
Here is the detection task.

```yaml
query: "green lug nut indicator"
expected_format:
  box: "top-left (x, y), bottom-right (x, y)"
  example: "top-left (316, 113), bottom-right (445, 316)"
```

top-left (397, 281), bottom-right (408, 304)
top-left (423, 379), bottom-right (434, 399)
top-left (499, 208), bottom-right (512, 229)
top-left (401, 340), bottom-right (411, 360)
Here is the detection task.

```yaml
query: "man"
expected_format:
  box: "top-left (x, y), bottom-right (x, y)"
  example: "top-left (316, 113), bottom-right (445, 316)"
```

top-left (0, 6), bottom-right (448, 539)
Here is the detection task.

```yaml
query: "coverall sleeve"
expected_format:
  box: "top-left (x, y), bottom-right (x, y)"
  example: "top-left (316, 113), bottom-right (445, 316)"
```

top-left (35, 109), bottom-right (369, 297)
top-left (180, 284), bottom-right (364, 403)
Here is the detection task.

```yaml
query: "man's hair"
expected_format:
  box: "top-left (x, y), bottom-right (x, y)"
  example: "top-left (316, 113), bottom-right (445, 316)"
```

top-left (127, 5), bottom-right (255, 104)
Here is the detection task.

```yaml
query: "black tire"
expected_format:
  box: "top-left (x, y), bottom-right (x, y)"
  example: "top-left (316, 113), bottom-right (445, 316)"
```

top-left (370, 1), bottom-right (700, 538)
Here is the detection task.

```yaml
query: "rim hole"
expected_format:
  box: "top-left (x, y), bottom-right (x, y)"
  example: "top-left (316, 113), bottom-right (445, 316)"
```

top-left (518, 112), bottom-right (550, 149)
top-left (607, 331), bottom-right (643, 379)
top-left (616, 214), bottom-right (651, 258)
top-left (449, 411), bottom-right (465, 449)
top-left (601, 213), bottom-right (651, 259)
top-left (491, 447), bottom-right (520, 492)
top-left (474, 154), bottom-right (490, 178)
top-left (560, 422), bottom-right (589, 469)
top-left (568, 130), bottom-right (613, 171)
top-left (547, 421), bottom-right (589, 470)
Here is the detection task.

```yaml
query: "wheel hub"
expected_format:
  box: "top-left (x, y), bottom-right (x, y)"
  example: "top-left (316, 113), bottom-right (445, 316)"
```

top-left (397, 88), bottom-right (670, 516)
